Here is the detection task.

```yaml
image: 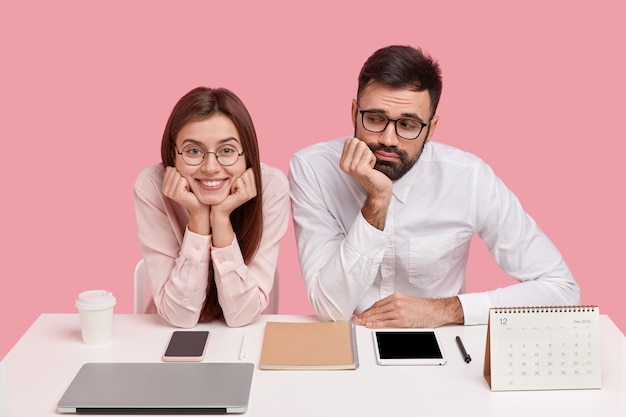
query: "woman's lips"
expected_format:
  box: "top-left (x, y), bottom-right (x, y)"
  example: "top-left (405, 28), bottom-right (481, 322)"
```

top-left (197, 178), bottom-right (225, 188)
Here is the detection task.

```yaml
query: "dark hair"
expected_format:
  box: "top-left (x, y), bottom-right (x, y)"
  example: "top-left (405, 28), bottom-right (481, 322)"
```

top-left (160, 87), bottom-right (264, 322)
top-left (357, 45), bottom-right (443, 117)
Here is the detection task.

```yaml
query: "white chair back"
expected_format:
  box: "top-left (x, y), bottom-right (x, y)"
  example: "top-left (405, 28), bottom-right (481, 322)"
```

top-left (0, 358), bottom-right (7, 416)
top-left (133, 259), bottom-right (150, 314)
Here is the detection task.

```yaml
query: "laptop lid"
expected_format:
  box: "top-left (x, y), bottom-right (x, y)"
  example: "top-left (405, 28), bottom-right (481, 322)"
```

top-left (57, 362), bottom-right (254, 414)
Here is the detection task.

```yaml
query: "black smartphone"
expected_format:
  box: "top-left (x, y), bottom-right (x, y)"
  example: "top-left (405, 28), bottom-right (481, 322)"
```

top-left (162, 330), bottom-right (210, 362)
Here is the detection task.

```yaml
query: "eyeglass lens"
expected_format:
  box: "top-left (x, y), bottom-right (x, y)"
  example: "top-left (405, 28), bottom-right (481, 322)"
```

top-left (179, 144), bottom-right (242, 166)
top-left (361, 111), bottom-right (425, 140)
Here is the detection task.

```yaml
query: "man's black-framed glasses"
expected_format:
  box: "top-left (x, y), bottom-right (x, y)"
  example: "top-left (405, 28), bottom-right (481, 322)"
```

top-left (359, 109), bottom-right (430, 140)
top-left (175, 143), bottom-right (244, 166)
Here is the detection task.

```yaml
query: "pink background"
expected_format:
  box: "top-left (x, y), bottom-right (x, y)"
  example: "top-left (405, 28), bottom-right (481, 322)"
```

top-left (1, 1), bottom-right (624, 360)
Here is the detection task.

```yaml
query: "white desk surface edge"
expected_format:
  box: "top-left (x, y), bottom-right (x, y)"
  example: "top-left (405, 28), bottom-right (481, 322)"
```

top-left (4, 313), bottom-right (625, 417)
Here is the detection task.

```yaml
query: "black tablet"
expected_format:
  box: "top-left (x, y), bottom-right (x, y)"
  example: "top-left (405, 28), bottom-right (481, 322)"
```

top-left (373, 329), bottom-right (447, 366)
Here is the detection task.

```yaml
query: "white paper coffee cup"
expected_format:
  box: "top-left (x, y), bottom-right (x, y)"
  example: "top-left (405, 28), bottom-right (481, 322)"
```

top-left (75, 290), bottom-right (116, 345)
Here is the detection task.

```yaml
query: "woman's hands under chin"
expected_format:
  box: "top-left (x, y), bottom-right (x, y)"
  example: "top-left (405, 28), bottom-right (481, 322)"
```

top-left (162, 166), bottom-right (206, 212)
top-left (209, 168), bottom-right (257, 248)
top-left (162, 166), bottom-right (210, 235)
top-left (211, 168), bottom-right (257, 219)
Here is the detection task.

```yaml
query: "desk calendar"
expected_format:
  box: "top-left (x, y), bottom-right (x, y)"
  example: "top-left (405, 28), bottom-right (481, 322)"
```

top-left (483, 306), bottom-right (601, 391)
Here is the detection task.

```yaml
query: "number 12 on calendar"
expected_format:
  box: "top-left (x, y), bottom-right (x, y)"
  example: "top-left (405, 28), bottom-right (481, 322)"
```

top-left (483, 306), bottom-right (601, 391)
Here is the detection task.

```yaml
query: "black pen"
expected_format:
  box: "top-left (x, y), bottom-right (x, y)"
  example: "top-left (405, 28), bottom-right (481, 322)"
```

top-left (455, 336), bottom-right (471, 363)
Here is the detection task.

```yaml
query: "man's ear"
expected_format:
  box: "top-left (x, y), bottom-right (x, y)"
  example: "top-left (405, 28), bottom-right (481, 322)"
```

top-left (425, 115), bottom-right (439, 143)
top-left (351, 99), bottom-right (358, 130)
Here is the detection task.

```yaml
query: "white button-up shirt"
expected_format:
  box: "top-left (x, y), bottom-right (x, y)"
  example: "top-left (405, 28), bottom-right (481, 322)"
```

top-left (289, 137), bottom-right (579, 325)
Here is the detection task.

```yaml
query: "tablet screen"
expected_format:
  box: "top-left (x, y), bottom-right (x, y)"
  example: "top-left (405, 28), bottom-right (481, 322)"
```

top-left (373, 329), bottom-right (446, 365)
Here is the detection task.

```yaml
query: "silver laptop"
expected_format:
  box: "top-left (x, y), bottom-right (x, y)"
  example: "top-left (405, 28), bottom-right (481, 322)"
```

top-left (57, 362), bottom-right (254, 414)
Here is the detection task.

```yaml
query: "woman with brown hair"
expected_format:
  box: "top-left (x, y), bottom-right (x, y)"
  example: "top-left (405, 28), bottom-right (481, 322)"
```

top-left (134, 86), bottom-right (289, 327)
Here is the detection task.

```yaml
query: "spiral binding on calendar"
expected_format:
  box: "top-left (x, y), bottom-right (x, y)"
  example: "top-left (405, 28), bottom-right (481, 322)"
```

top-left (492, 305), bottom-right (598, 314)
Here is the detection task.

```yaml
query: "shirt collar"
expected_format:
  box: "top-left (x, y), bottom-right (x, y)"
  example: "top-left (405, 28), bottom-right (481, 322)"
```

top-left (391, 141), bottom-right (432, 204)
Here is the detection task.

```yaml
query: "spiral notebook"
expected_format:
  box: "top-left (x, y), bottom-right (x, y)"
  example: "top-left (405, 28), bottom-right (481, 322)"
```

top-left (484, 305), bottom-right (601, 391)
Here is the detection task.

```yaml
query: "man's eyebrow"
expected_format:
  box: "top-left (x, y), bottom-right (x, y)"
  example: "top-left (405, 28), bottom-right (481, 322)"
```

top-left (363, 108), bottom-right (427, 123)
top-left (400, 112), bottom-right (426, 122)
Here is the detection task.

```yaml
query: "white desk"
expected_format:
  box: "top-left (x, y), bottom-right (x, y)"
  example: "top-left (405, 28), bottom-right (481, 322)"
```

top-left (4, 314), bottom-right (625, 416)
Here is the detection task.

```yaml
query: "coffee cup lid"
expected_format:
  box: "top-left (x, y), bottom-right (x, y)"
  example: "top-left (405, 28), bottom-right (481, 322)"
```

top-left (75, 290), bottom-right (117, 310)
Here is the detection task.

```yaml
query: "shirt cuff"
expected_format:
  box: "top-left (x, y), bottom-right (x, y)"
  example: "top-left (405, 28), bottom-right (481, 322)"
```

top-left (344, 211), bottom-right (389, 260)
top-left (211, 236), bottom-right (243, 275)
top-left (457, 292), bottom-right (492, 325)
top-left (181, 227), bottom-right (211, 263)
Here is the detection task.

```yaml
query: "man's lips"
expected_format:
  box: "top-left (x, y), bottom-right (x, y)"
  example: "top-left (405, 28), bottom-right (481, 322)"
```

top-left (374, 150), bottom-right (400, 162)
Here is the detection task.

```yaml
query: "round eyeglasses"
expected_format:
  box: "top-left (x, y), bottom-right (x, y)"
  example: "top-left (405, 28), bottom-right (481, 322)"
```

top-left (175, 143), bottom-right (244, 166)
top-left (359, 109), bottom-right (430, 140)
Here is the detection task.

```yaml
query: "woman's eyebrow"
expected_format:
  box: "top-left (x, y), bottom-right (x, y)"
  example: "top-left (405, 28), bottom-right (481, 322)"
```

top-left (216, 136), bottom-right (241, 145)
top-left (180, 136), bottom-right (241, 146)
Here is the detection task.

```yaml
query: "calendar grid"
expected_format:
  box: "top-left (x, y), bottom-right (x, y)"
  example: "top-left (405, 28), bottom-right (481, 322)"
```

top-left (484, 306), bottom-right (601, 391)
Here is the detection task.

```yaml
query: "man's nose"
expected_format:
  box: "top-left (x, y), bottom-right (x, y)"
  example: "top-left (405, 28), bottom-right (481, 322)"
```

top-left (378, 121), bottom-right (399, 147)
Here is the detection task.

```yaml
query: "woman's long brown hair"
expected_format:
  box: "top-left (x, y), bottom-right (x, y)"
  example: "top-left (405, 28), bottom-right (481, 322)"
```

top-left (160, 87), bottom-right (264, 321)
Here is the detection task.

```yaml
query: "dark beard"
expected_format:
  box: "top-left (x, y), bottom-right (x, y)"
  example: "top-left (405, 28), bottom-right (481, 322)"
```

top-left (353, 120), bottom-right (431, 181)
top-left (368, 142), bottom-right (425, 181)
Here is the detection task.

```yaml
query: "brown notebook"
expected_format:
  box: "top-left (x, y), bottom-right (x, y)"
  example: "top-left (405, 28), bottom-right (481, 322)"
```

top-left (259, 321), bottom-right (359, 370)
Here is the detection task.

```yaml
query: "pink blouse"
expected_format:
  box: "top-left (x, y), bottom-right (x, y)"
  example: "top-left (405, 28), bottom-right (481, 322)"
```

top-left (134, 163), bottom-right (289, 328)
